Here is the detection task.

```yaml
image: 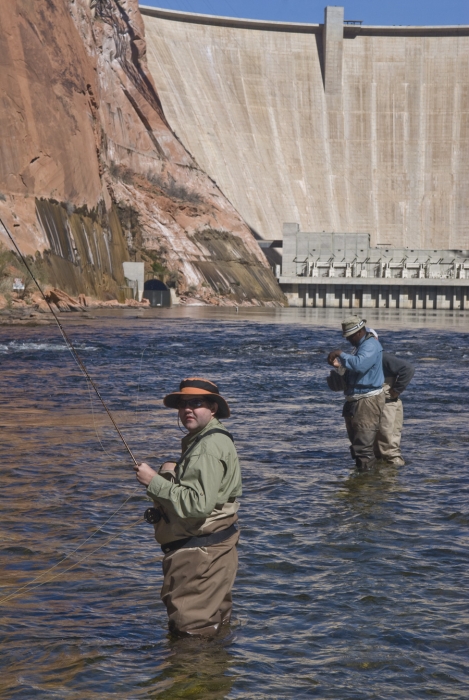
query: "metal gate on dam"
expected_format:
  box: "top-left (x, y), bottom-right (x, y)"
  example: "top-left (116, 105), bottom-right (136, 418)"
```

top-left (140, 5), bottom-right (469, 251)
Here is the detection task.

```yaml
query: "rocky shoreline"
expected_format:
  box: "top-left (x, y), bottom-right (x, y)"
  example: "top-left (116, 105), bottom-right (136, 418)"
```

top-left (0, 287), bottom-right (151, 326)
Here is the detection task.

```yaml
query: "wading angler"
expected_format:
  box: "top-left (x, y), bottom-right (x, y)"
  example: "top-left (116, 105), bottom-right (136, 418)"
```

top-left (327, 322), bottom-right (415, 468)
top-left (327, 316), bottom-right (385, 472)
top-left (135, 378), bottom-right (242, 637)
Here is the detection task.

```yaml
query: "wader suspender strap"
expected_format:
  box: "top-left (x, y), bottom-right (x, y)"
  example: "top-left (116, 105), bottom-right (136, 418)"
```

top-left (176, 428), bottom-right (234, 467)
top-left (144, 428), bottom-right (235, 527)
top-left (158, 429), bottom-right (236, 551)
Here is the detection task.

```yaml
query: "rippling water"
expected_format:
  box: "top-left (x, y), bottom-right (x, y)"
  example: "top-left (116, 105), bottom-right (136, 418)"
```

top-left (1, 307), bottom-right (468, 699)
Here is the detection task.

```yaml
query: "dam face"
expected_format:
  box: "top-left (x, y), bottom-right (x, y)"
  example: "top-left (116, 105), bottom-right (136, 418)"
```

top-left (142, 7), bottom-right (469, 250)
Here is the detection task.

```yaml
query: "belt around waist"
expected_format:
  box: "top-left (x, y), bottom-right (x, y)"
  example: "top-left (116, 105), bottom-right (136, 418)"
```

top-left (346, 388), bottom-right (383, 402)
top-left (161, 523), bottom-right (238, 555)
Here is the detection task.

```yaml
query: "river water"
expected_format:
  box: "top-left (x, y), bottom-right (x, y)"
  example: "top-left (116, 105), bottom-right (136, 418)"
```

top-left (0, 307), bottom-right (468, 699)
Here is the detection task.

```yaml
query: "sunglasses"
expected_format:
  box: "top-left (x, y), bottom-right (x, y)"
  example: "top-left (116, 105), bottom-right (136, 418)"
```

top-left (176, 398), bottom-right (208, 409)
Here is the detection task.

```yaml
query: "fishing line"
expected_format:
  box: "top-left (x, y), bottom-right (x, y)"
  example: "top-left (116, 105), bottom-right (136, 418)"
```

top-left (85, 343), bottom-right (158, 462)
top-left (0, 484), bottom-right (142, 599)
top-left (134, 344), bottom-right (152, 416)
top-left (0, 216), bottom-right (138, 467)
top-left (0, 515), bottom-right (146, 606)
top-left (0, 218), bottom-right (155, 604)
top-left (134, 341), bottom-right (188, 435)
top-left (85, 376), bottom-right (129, 463)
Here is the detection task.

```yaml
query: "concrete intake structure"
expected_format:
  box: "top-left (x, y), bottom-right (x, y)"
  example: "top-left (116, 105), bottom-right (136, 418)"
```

top-left (278, 224), bottom-right (469, 309)
top-left (141, 6), bottom-right (469, 251)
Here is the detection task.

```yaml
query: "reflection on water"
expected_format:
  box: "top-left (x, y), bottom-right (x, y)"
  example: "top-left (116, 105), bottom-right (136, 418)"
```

top-left (0, 308), bottom-right (468, 698)
top-left (146, 633), bottom-right (236, 699)
top-left (338, 463), bottom-right (402, 512)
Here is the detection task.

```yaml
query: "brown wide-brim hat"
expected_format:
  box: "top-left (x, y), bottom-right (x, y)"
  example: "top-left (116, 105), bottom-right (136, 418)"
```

top-left (163, 377), bottom-right (230, 418)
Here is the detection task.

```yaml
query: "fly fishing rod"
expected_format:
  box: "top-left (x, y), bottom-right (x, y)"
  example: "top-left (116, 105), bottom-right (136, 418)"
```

top-left (0, 216), bottom-right (138, 467)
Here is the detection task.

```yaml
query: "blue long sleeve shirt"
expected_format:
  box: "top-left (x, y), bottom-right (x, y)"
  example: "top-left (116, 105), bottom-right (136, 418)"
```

top-left (338, 334), bottom-right (384, 397)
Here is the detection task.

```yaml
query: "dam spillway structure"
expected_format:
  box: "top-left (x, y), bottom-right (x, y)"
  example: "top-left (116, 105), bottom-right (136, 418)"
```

top-left (141, 4), bottom-right (469, 296)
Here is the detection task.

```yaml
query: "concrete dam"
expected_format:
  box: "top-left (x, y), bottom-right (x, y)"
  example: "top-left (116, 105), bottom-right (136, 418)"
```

top-left (141, 6), bottom-right (469, 252)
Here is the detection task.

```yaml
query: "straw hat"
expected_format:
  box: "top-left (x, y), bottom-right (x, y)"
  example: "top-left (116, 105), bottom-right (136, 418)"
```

top-left (341, 315), bottom-right (366, 338)
top-left (163, 377), bottom-right (230, 418)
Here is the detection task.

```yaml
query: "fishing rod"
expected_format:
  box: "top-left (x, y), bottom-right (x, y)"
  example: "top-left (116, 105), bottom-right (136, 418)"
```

top-left (0, 216), bottom-right (138, 467)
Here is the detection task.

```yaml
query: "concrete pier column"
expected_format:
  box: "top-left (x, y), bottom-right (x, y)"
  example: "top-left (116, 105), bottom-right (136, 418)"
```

top-left (323, 6), bottom-right (344, 95)
top-left (362, 290), bottom-right (373, 308)
top-left (415, 288), bottom-right (424, 309)
top-left (341, 288), bottom-right (348, 308)
top-left (426, 289), bottom-right (435, 309)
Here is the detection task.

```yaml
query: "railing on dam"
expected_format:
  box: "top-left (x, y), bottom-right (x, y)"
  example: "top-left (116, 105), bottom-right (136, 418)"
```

top-left (140, 6), bottom-right (469, 36)
top-left (287, 261), bottom-right (469, 281)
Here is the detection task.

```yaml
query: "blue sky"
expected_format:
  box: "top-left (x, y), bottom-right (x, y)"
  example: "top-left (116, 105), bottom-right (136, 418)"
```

top-left (139, 1), bottom-right (469, 26)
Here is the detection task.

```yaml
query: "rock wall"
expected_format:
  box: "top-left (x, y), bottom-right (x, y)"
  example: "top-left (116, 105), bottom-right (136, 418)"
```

top-left (0, 0), bottom-right (284, 305)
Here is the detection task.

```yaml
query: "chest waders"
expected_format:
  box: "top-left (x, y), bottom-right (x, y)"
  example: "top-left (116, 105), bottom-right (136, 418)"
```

top-left (144, 429), bottom-right (237, 551)
top-left (341, 332), bottom-right (384, 471)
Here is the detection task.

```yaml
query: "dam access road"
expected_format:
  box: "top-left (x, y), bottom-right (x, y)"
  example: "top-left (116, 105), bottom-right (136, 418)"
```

top-left (141, 5), bottom-right (469, 250)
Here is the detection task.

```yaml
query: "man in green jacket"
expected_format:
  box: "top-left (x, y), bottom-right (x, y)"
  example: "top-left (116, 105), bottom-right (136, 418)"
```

top-left (135, 377), bottom-right (242, 637)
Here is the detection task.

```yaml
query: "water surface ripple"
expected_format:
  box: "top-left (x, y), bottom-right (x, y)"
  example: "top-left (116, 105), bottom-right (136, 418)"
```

top-left (0, 309), bottom-right (468, 698)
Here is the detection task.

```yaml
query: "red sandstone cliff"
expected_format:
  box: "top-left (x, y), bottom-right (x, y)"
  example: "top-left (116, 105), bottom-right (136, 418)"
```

top-left (0, 0), bottom-right (284, 305)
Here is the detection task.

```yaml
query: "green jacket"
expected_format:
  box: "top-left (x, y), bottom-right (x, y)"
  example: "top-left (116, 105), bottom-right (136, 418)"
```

top-left (146, 418), bottom-right (242, 544)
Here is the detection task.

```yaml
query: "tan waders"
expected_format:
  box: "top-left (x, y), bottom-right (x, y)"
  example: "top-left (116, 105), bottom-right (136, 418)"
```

top-left (374, 388), bottom-right (405, 465)
top-left (161, 531), bottom-right (239, 636)
top-left (343, 392), bottom-right (385, 471)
